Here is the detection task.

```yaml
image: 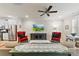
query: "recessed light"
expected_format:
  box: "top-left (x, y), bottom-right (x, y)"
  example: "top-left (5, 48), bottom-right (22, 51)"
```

top-left (7, 15), bottom-right (13, 18)
top-left (25, 15), bottom-right (29, 18)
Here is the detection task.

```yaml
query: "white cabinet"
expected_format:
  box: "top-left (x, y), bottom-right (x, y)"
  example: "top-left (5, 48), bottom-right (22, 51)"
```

top-left (3, 33), bottom-right (9, 41)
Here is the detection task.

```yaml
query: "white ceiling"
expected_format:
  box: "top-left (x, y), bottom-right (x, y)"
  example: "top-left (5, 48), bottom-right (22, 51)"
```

top-left (0, 3), bottom-right (79, 20)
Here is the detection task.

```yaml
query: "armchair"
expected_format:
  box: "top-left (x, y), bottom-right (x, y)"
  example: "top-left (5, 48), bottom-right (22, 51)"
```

top-left (51, 32), bottom-right (61, 42)
top-left (17, 31), bottom-right (28, 43)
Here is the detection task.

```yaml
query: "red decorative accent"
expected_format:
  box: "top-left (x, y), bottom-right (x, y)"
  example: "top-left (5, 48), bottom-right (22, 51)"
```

top-left (17, 31), bottom-right (28, 42)
top-left (51, 32), bottom-right (61, 42)
top-left (17, 31), bottom-right (25, 35)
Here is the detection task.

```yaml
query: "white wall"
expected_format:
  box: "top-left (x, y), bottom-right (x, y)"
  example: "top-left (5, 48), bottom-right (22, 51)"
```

top-left (21, 18), bottom-right (63, 41)
top-left (1, 15), bottom-right (79, 42)
top-left (61, 15), bottom-right (79, 42)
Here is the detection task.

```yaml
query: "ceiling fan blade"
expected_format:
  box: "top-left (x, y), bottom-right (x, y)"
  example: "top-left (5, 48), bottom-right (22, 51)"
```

top-left (40, 13), bottom-right (45, 16)
top-left (49, 11), bottom-right (57, 13)
top-left (47, 14), bottom-right (50, 16)
top-left (38, 10), bottom-right (44, 12)
top-left (46, 6), bottom-right (52, 12)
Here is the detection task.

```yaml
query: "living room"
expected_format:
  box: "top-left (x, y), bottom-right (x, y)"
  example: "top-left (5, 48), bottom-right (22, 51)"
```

top-left (0, 3), bottom-right (79, 56)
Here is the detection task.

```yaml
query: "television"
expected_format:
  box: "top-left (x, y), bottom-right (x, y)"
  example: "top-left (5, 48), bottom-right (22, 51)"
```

top-left (32, 24), bottom-right (44, 31)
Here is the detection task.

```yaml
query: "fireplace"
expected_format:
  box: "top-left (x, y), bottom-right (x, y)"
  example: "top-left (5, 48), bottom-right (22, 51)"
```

top-left (30, 33), bottom-right (47, 40)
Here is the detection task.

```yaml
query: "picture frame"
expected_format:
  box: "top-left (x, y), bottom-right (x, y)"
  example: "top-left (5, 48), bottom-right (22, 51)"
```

top-left (65, 25), bottom-right (69, 30)
top-left (32, 24), bottom-right (44, 31)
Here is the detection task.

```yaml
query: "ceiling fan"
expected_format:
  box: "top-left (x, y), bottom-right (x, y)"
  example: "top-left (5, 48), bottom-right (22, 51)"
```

top-left (38, 5), bottom-right (58, 16)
